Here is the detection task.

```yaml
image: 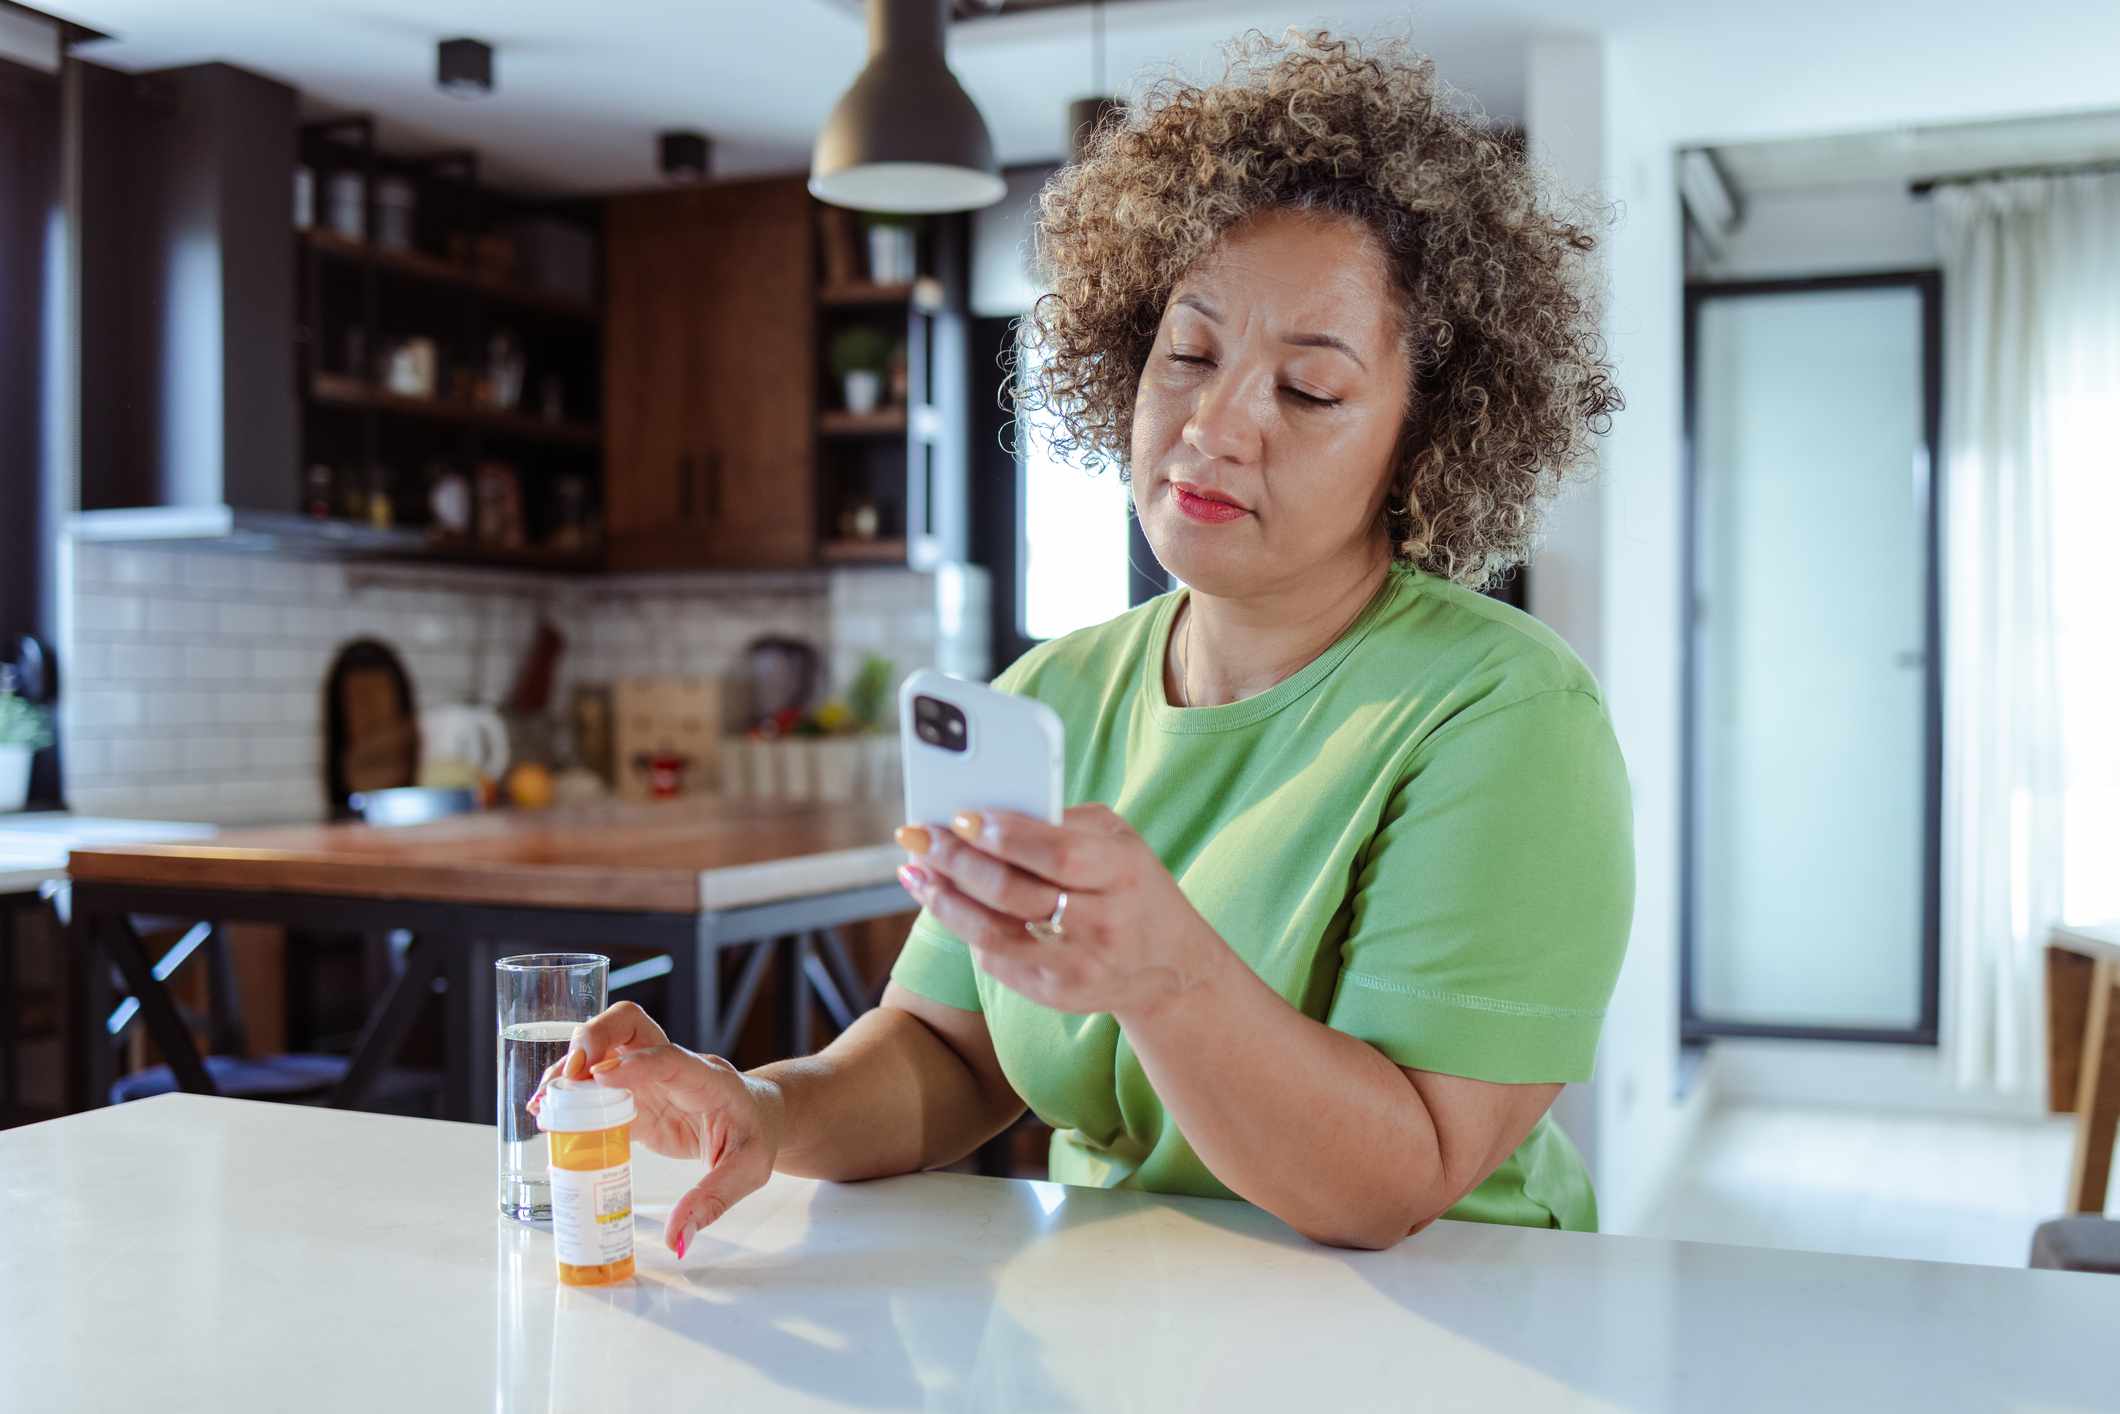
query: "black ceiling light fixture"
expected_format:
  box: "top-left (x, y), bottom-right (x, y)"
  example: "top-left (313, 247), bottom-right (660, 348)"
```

top-left (1066, 0), bottom-right (1122, 163)
top-left (810, 0), bottom-right (1005, 213)
top-left (437, 38), bottom-right (494, 99)
top-left (660, 130), bottom-right (712, 184)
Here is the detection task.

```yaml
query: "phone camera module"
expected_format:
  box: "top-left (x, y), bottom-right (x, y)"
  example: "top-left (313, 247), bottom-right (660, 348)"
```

top-left (912, 695), bottom-right (968, 754)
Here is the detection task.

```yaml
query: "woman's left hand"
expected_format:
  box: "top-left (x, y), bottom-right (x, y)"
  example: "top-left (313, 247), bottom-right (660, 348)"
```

top-left (897, 804), bottom-right (1228, 1021)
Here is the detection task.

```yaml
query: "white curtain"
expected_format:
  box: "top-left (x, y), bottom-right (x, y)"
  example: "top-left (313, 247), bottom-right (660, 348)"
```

top-left (1935, 173), bottom-right (2120, 1094)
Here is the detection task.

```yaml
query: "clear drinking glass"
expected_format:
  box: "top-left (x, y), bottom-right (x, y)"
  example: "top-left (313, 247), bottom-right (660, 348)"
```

top-left (496, 953), bottom-right (608, 1220)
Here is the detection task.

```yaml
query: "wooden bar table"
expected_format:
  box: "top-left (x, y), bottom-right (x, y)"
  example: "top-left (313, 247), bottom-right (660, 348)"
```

top-left (2051, 921), bottom-right (2120, 1215)
top-left (61, 799), bottom-right (908, 1117)
top-left (7, 1095), bottom-right (2119, 1413)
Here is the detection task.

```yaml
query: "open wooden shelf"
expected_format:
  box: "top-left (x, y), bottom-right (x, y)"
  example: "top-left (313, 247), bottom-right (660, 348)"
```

top-left (819, 276), bottom-right (945, 313)
top-left (819, 537), bottom-right (907, 564)
top-left (820, 407), bottom-right (909, 437)
top-left (302, 227), bottom-right (598, 321)
top-left (309, 373), bottom-right (601, 448)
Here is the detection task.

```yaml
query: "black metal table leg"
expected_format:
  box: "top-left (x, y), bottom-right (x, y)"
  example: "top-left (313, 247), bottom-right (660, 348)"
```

top-left (778, 935), bottom-right (812, 1057)
top-left (800, 934), bottom-right (857, 1033)
top-left (713, 940), bottom-right (776, 1056)
top-left (443, 936), bottom-right (475, 1124)
top-left (329, 934), bottom-right (445, 1110)
top-left (1, 902), bottom-right (16, 1128)
top-left (66, 902), bottom-right (113, 1112)
top-left (689, 914), bottom-right (722, 1056)
top-left (99, 913), bottom-right (218, 1096)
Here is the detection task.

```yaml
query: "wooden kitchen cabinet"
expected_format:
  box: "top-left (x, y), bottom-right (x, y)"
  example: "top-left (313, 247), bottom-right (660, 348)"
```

top-left (603, 177), bottom-right (816, 570)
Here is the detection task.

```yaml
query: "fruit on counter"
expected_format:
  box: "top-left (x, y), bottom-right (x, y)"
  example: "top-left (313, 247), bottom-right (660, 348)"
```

top-left (505, 762), bottom-right (555, 811)
top-left (416, 757), bottom-right (482, 791)
top-left (552, 768), bottom-right (607, 806)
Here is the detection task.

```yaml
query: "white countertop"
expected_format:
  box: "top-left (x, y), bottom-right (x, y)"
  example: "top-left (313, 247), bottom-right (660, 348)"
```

top-left (5, 1096), bottom-right (2113, 1413)
top-left (0, 814), bottom-right (216, 895)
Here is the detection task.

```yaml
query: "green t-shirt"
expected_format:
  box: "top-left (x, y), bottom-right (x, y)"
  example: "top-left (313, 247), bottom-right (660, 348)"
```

top-left (890, 564), bottom-right (1634, 1231)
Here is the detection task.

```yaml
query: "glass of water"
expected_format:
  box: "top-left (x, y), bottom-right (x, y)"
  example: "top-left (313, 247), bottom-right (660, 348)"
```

top-left (496, 953), bottom-right (608, 1220)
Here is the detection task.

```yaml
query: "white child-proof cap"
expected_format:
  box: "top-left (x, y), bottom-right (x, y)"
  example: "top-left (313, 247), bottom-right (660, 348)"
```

top-left (536, 1077), bottom-right (636, 1133)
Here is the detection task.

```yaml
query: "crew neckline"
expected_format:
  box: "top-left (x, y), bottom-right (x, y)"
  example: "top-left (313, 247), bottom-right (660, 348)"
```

top-left (1142, 566), bottom-right (1412, 735)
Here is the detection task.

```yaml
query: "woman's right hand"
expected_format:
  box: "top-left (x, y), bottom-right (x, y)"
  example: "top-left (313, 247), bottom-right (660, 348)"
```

top-left (529, 1000), bottom-right (783, 1257)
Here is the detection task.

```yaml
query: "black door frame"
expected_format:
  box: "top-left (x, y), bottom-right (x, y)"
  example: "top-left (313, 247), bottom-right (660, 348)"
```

top-left (1678, 269), bottom-right (1944, 1046)
top-left (972, 315), bottom-right (1165, 677)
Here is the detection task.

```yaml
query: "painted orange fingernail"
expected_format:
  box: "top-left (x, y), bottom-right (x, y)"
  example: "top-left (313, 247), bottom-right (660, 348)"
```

top-left (895, 825), bottom-right (932, 855)
top-left (588, 1056), bottom-right (622, 1074)
top-left (951, 812), bottom-right (983, 841)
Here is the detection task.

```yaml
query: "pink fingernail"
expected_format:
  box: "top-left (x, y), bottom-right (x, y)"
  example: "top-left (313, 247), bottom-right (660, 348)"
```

top-left (674, 1223), bottom-right (696, 1260)
top-left (898, 864), bottom-right (931, 893)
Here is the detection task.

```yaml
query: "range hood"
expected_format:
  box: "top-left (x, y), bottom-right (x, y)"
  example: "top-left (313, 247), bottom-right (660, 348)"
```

top-left (72, 62), bottom-right (377, 556)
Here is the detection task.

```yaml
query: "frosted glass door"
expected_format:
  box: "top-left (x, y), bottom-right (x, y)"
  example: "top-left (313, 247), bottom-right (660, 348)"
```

top-left (1686, 280), bottom-right (1938, 1037)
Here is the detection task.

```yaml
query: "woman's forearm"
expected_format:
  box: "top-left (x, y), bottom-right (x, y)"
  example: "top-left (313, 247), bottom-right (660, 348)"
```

top-left (752, 1003), bottom-right (1019, 1182)
top-left (1115, 946), bottom-right (1444, 1248)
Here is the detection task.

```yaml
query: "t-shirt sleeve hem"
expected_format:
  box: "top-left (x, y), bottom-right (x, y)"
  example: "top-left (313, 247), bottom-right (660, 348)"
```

top-left (1327, 981), bottom-right (1601, 1084)
top-left (888, 923), bottom-right (984, 1013)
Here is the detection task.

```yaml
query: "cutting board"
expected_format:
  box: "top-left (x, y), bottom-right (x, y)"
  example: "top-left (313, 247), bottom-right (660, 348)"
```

top-left (612, 675), bottom-right (721, 801)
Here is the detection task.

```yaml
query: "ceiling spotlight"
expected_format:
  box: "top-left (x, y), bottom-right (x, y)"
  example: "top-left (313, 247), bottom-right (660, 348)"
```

top-left (437, 38), bottom-right (493, 99)
top-left (660, 131), bottom-right (711, 184)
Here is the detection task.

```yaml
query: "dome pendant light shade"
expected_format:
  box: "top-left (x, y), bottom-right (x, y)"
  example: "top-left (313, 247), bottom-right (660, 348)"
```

top-left (1067, 97), bottom-right (1123, 164)
top-left (810, 0), bottom-right (1005, 213)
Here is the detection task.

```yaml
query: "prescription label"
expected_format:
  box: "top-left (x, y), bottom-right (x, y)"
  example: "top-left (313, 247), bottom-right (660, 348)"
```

top-left (550, 1161), bottom-right (633, 1267)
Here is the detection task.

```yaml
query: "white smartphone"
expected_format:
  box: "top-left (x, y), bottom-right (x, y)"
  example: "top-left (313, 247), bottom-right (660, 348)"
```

top-left (900, 668), bottom-right (1065, 829)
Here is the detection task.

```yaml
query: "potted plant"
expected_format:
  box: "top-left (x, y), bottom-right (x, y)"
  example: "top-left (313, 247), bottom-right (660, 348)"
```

top-left (829, 325), bottom-right (892, 415)
top-left (0, 687), bottom-right (54, 813)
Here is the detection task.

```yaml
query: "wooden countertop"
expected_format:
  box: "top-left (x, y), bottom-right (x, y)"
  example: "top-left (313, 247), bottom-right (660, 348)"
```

top-left (66, 798), bottom-right (906, 914)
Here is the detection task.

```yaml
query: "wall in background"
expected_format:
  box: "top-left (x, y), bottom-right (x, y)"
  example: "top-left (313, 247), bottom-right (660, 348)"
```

top-left (59, 542), bottom-right (980, 824)
top-left (1692, 182), bottom-right (1938, 280)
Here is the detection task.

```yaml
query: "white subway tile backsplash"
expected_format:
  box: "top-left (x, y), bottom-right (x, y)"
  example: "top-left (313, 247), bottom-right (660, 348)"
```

top-left (212, 689), bottom-right (282, 726)
top-left (279, 604), bottom-right (336, 641)
top-left (75, 593), bottom-right (147, 635)
top-left (181, 554), bottom-right (252, 592)
top-left (146, 597), bottom-right (218, 635)
top-left (63, 550), bottom-right (967, 823)
top-left (185, 644), bottom-right (253, 679)
top-left (71, 689), bottom-right (143, 729)
top-left (252, 645), bottom-right (319, 681)
top-left (120, 549), bottom-right (187, 588)
top-left (156, 690), bottom-right (221, 727)
top-left (217, 602), bottom-right (279, 637)
top-left (249, 734), bottom-right (318, 772)
top-left (106, 735), bottom-right (185, 777)
top-left (98, 644), bottom-right (187, 682)
top-left (184, 736), bottom-right (246, 772)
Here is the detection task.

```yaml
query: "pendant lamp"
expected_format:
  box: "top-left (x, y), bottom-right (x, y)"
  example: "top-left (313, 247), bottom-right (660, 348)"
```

top-left (1066, 0), bottom-right (1122, 163)
top-left (811, 0), bottom-right (1006, 213)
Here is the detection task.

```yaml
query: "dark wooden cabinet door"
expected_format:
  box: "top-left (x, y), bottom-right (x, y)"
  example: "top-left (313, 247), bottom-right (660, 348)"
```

top-left (693, 178), bottom-right (816, 568)
top-left (602, 180), bottom-right (814, 571)
top-left (602, 195), bottom-right (708, 569)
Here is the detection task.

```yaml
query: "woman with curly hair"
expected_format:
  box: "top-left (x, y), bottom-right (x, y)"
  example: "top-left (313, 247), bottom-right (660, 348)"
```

top-left (542, 30), bottom-right (1631, 1252)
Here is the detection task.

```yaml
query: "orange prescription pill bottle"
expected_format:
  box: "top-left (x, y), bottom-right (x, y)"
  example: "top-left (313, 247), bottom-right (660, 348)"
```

top-left (536, 1079), bottom-right (636, 1286)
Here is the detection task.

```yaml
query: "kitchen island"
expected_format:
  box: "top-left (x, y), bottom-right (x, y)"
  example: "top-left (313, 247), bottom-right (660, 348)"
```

top-left (61, 798), bottom-right (907, 1115)
top-left (7, 1094), bottom-right (2115, 1413)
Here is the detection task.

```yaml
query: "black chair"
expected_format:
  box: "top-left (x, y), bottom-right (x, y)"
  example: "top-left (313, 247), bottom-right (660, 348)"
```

top-left (100, 915), bottom-right (441, 1114)
top-left (2031, 1216), bottom-right (2120, 1275)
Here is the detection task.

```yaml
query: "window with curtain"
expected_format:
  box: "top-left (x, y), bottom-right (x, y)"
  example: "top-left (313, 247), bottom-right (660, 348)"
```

top-left (1936, 170), bottom-right (2120, 1092)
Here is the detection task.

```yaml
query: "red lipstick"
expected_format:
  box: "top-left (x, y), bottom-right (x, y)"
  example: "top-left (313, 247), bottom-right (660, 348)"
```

top-left (1171, 481), bottom-right (1250, 525)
